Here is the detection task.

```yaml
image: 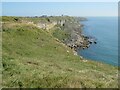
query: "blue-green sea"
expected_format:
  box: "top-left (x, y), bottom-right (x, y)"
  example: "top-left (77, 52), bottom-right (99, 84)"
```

top-left (78, 17), bottom-right (118, 66)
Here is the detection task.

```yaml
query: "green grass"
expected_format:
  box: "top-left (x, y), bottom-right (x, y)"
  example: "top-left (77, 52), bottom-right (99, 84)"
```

top-left (0, 16), bottom-right (2, 89)
top-left (2, 16), bottom-right (118, 88)
top-left (51, 25), bottom-right (70, 42)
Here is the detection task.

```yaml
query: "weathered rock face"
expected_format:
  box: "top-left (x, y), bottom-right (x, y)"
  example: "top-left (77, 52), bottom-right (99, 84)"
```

top-left (35, 16), bottom-right (96, 51)
top-left (37, 21), bottom-right (57, 30)
top-left (58, 19), bottom-right (93, 51)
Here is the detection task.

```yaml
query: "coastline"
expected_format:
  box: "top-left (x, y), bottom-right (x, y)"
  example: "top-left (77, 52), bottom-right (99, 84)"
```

top-left (2, 16), bottom-right (118, 88)
top-left (2, 16), bottom-right (117, 66)
top-left (78, 17), bottom-right (118, 66)
top-left (48, 16), bottom-right (96, 57)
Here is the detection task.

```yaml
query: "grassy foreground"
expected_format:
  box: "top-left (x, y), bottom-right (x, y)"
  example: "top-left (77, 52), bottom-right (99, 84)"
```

top-left (2, 16), bottom-right (118, 88)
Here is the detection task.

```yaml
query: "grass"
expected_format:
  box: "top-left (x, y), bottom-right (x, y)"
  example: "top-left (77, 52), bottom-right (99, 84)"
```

top-left (50, 25), bottom-right (70, 42)
top-left (0, 16), bottom-right (2, 89)
top-left (2, 16), bottom-right (118, 88)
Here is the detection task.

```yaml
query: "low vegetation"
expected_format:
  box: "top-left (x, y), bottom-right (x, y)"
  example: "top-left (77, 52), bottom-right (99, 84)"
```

top-left (2, 16), bottom-right (118, 88)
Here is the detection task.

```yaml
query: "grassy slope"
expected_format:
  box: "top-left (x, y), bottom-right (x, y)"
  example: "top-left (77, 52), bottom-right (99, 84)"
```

top-left (0, 16), bottom-right (2, 89)
top-left (2, 17), bottom-right (118, 88)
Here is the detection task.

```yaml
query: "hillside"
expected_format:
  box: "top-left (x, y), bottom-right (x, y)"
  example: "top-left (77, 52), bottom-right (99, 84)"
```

top-left (2, 16), bottom-right (118, 88)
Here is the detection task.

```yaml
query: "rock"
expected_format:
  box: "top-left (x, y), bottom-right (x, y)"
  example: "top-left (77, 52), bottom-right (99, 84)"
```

top-left (80, 56), bottom-right (83, 59)
top-left (94, 41), bottom-right (97, 44)
top-left (73, 51), bottom-right (77, 55)
top-left (83, 60), bottom-right (87, 62)
top-left (89, 41), bottom-right (92, 44)
top-left (67, 50), bottom-right (69, 53)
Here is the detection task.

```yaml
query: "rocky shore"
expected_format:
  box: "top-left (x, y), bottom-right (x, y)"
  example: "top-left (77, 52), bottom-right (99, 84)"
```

top-left (2, 16), bottom-right (118, 88)
top-left (3, 16), bottom-right (97, 53)
top-left (49, 16), bottom-right (97, 52)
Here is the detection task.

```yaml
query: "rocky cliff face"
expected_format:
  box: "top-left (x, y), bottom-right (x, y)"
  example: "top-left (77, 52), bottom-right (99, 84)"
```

top-left (49, 17), bottom-right (92, 51)
top-left (22, 16), bottom-right (95, 51)
top-left (2, 16), bottom-right (117, 88)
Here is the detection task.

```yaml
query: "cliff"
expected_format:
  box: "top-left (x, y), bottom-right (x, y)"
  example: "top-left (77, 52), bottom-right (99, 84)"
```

top-left (2, 16), bottom-right (118, 88)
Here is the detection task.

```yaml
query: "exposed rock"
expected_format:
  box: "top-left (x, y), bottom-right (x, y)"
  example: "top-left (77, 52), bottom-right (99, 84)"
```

top-left (73, 51), bottom-right (77, 55)
top-left (35, 16), bottom-right (97, 52)
top-left (67, 50), bottom-right (69, 53)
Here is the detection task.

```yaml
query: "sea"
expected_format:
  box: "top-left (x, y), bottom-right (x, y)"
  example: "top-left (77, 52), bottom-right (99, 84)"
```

top-left (77, 17), bottom-right (118, 66)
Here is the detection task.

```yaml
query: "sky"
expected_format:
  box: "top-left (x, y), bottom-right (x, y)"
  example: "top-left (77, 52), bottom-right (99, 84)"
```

top-left (2, 2), bottom-right (118, 17)
top-left (1, 0), bottom-right (119, 2)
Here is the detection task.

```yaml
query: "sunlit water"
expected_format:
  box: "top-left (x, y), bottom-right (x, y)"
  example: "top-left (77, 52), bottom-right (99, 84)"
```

top-left (78, 17), bottom-right (118, 66)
